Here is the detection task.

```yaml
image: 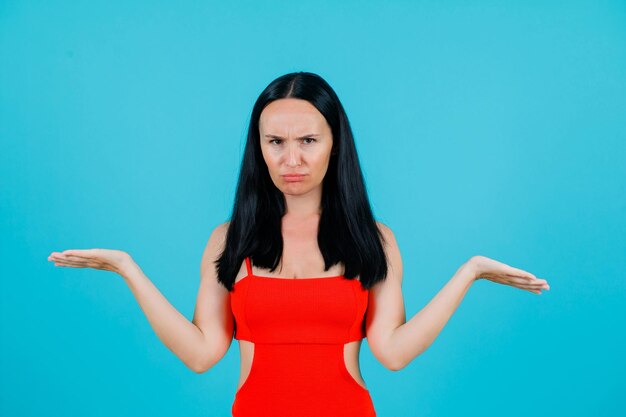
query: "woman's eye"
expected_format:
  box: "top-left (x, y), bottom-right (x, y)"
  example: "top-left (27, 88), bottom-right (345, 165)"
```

top-left (269, 138), bottom-right (315, 145)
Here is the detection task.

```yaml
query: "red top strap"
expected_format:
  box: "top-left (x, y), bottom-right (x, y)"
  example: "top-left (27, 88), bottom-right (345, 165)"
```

top-left (245, 256), bottom-right (253, 277)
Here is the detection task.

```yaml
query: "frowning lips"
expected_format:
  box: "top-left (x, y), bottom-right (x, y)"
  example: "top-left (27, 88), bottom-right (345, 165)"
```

top-left (282, 173), bottom-right (306, 181)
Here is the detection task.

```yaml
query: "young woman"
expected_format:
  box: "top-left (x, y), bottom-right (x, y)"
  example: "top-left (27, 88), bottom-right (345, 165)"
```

top-left (48, 71), bottom-right (550, 416)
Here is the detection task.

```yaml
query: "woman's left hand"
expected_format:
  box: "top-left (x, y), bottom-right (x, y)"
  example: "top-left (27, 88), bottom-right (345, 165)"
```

top-left (48, 248), bottom-right (133, 276)
top-left (468, 255), bottom-right (550, 295)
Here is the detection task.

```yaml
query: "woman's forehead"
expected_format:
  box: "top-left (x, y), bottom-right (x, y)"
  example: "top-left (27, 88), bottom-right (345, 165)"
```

top-left (260, 100), bottom-right (328, 135)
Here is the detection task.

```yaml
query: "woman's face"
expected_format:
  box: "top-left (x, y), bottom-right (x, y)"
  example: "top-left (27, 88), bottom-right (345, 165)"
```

top-left (259, 98), bottom-right (334, 197)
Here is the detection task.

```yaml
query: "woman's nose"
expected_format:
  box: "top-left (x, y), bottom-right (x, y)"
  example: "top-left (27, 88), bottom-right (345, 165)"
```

top-left (285, 144), bottom-right (301, 166)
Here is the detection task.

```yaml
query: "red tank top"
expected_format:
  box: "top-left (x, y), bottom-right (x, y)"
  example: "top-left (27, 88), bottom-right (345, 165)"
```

top-left (229, 256), bottom-right (376, 416)
top-left (231, 257), bottom-right (368, 343)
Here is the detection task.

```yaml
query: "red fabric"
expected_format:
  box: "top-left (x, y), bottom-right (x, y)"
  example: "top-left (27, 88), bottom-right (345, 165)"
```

top-left (230, 257), bottom-right (376, 416)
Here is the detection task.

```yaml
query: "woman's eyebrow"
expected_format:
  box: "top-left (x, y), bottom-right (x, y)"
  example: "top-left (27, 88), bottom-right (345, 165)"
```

top-left (264, 134), bottom-right (320, 139)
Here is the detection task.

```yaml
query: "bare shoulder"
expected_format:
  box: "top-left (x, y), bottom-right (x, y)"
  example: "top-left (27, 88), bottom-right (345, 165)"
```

top-left (375, 221), bottom-right (400, 257)
top-left (375, 221), bottom-right (394, 242)
top-left (374, 220), bottom-right (403, 285)
top-left (200, 221), bottom-right (230, 278)
top-left (214, 221), bottom-right (230, 239)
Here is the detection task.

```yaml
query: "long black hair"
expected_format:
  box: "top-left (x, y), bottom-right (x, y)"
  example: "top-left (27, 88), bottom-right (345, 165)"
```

top-left (215, 71), bottom-right (388, 292)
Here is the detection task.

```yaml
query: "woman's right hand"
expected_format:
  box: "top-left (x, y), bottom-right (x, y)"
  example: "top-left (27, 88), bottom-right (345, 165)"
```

top-left (48, 249), bottom-right (134, 276)
top-left (468, 255), bottom-right (550, 294)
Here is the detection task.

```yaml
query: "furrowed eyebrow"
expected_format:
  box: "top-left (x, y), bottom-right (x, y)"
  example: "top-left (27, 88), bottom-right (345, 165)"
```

top-left (264, 134), bottom-right (320, 140)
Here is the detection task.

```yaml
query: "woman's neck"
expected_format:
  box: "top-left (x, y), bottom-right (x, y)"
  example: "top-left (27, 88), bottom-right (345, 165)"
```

top-left (283, 188), bottom-right (322, 219)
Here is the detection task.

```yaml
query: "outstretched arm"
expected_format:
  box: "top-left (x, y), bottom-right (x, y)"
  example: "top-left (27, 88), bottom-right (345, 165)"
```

top-left (366, 224), bottom-right (550, 371)
top-left (120, 258), bottom-right (222, 372)
top-left (47, 222), bottom-right (235, 373)
top-left (384, 260), bottom-right (475, 371)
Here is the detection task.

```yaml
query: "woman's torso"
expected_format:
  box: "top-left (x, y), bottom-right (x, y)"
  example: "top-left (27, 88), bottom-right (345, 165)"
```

top-left (231, 253), bottom-right (368, 393)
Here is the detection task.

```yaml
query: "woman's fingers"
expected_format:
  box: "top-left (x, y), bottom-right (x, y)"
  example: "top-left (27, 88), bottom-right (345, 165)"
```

top-left (53, 256), bottom-right (101, 269)
top-left (52, 259), bottom-right (84, 268)
top-left (50, 249), bottom-right (93, 257)
top-left (511, 275), bottom-right (550, 289)
top-left (512, 278), bottom-right (550, 293)
top-left (54, 259), bottom-right (89, 267)
top-left (521, 276), bottom-right (543, 287)
top-left (483, 273), bottom-right (550, 293)
top-left (471, 256), bottom-right (550, 295)
top-left (518, 276), bottom-right (548, 285)
top-left (500, 269), bottom-right (549, 286)
top-left (504, 266), bottom-right (536, 280)
top-left (49, 250), bottom-right (98, 262)
top-left (64, 249), bottom-right (99, 257)
top-left (49, 251), bottom-right (93, 267)
top-left (48, 249), bottom-right (128, 273)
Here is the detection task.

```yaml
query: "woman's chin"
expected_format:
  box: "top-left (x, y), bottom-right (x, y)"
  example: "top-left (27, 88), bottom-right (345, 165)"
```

top-left (280, 185), bottom-right (312, 195)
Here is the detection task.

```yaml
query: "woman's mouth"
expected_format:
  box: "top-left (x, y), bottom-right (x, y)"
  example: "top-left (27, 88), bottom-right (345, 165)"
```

top-left (282, 174), bottom-right (306, 182)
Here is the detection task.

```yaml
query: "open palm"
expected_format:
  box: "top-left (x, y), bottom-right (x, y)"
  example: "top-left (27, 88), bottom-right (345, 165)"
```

top-left (470, 255), bottom-right (550, 294)
top-left (48, 249), bottom-right (132, 275)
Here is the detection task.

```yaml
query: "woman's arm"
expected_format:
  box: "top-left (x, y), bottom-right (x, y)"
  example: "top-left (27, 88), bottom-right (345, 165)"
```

top-left (121, 260), bottom-right (212, 372)
top-left (367, 224), bottom-right (549, 371)
top-left (384, 261), bottom-right (475, 370)
top-left (48, 222), bottom-right (234, 374)
top-left (120, 255), bottom-right (230, 373)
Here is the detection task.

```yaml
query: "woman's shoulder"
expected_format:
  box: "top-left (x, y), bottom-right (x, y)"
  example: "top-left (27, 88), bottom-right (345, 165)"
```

top-left (212, 221), bottom-right (230, 235)
top-left (204, 221), bottom-right (231, 248)
top-left (375, 221), bottom-right (399, 250)
top-left (375, 220), bottom-right (393, 236)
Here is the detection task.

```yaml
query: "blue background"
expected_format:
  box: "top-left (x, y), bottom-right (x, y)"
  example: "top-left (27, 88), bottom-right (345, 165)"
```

top-left (2, 1), bottom-right (625, 416)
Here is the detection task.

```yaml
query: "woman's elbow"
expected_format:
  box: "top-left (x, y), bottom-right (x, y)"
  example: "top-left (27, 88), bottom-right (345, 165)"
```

top-left (189, 354), bottom-right (218, 374)
top-left (388, 359), bottom-right (409, 372)
top-left (373, 350), bottom-right (404, 372)
top-left (189, 341), bottom-right (230, 374)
